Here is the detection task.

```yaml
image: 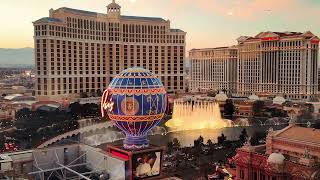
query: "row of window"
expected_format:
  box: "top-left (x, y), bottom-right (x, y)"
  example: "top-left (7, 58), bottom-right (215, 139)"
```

top-left (34, 21), bottom-right (185, 44)
top-left (37, 76), bottom-right (184, 95)
top-left (35, 39), bottom-right (185, 75)
top-left (190, 50), bottom-right (237, 57)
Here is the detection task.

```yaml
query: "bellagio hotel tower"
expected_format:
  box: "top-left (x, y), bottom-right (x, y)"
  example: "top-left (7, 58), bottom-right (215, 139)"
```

top-left (34, 0), bottom-right (186, 100)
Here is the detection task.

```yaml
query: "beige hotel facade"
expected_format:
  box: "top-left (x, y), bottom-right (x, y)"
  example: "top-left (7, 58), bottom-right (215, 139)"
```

top-left (189, 47), bottom-right (238, 94)
top-left (190, 31), bottom-right (319, 101)
top-left (34, 0), bottom-right (186, 100)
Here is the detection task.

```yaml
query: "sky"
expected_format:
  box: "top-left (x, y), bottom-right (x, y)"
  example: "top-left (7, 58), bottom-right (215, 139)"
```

top-left (1, 0), bottom-right (320, 51)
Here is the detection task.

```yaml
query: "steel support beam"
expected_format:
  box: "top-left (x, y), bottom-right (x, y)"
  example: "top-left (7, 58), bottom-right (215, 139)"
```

top-left (29, 163), bottom-right (88, 175)
top-left (56, 163), bottom-right (91, 180)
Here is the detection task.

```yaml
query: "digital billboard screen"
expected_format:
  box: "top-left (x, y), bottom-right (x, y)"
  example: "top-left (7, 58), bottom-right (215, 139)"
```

top-left (132, 151), bottom-right (162, 179)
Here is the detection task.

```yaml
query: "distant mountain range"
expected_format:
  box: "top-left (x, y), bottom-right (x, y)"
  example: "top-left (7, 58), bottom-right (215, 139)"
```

top-left (0, 48), bottom-right (34, 67)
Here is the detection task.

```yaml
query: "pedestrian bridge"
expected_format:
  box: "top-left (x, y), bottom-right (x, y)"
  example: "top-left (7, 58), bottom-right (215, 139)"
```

top-left (37, 122), bottom-right (112, 149)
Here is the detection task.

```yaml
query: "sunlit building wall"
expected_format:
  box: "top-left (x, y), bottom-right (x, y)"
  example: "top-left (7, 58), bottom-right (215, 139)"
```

top-left (189, 47), bottom-right (238, 94)
top-left (237, 31), bottom-right (319, 100)
top-left (33, 1), bottom-right (186, 100)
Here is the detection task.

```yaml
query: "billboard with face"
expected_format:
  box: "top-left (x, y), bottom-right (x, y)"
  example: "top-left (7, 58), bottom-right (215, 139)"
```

top-left (132, 151), bottom-right (162, 179)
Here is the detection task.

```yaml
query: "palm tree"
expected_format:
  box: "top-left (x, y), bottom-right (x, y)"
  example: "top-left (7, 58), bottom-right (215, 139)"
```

top-left (197, 136), bottom-right (204, 146)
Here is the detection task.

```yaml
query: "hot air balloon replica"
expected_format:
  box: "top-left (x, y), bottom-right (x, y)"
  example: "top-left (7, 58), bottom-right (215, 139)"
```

top-left (101, 67), bottom-right (167, 149)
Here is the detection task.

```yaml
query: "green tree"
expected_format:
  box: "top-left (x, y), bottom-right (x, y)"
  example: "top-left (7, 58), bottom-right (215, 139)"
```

top-left (90, 91), bottom-right (96, 97)
top-left (69, 102), bottom-right (82, 118)
top-left (206, 139), bottom-right (213, 147)
top-left (250, 131), bottom-right (266, 146)
top-left (217, 133), bottom-right (227, 145)
top-left (185, 86), bottom-right (189, 93)
top-left (306, 103), bottom-right (315, 113)
top-left (172, 138), bottom-right (181, 150)
top-left (193, 138), bottom-right (202, 165)
top-left (82, 103), bottom-right (99, 117)
top-left (224, 99), bottom-right (235, 117)
top-left (0, 132), bottom-right (5, 149)
top-left (15, 108), bottom-right (37, 130)
top-left (167, 141), bottom-right (174, 153)
top-left (15, 108), bottom-right (32, 119)
top-left (313, 122), bottom-right (320, 129)
top-left (297, 104), bottom-right (314, 122)
top-left (80, 92), bottom-right (88, 98)
top-left (239, 128), bottom-right (248, 143)
top-left (96, 89), bottom-right (103, 97)
top-left (252, 100), bottom-right (265, 116)
top-left (197, 136), bottom-right (204, 146)
top-left (270, 109), bottom-right (288, 118)
top-left (207, 91), bottom-right (216, 97)
top-left (194, 139), bottom-right (200, 148)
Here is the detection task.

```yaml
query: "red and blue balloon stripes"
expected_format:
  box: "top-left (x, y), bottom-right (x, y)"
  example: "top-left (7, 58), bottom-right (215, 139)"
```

top-left (101, 67), bottom-right (167, 149)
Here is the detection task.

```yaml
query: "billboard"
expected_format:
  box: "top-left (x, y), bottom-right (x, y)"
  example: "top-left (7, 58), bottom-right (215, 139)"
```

top-left (132, 151), bottom-right (162, 179)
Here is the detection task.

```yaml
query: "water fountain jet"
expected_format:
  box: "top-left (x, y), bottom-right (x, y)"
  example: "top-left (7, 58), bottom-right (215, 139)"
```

top-left (166, 99), bottom-right (233, 130)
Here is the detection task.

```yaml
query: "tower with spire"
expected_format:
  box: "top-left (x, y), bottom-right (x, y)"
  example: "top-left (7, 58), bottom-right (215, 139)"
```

top-left (107, 0), bottom-right (121, 18)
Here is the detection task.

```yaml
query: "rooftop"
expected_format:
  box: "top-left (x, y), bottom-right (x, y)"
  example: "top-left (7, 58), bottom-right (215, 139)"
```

top-left (57, 7), bottom-right (166, 22)
top-left (34, 17), bottom-right (63, 24)
top-left (122, 15), bottom-right (165, 21)
top-left (189, 46), bottom-right (236, 52)
top-left (275, 125), bottom-right (320, 144)
top-left (4, 94), bottom-right (23, 101)
top-left (254, 31), bottom-right (304, 38)
top-left (272, 31), bottom-right (303, 37)
top-left (240, 31), bottom-right (318, 42)
top-left (59, 7), bottom-right (99, 16)
top-left (170, 29), bottom-right (185, 33)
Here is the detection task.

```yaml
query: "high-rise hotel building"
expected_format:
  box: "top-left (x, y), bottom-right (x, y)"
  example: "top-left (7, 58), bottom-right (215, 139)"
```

top-left (189, 31), bottom-right (319, 100)
top-left (189, 47), bottom-right (238, 93)
top-left (238, 31), bottom-right (319, 100)
top-left (34, 0), bottom-right (186, 100)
